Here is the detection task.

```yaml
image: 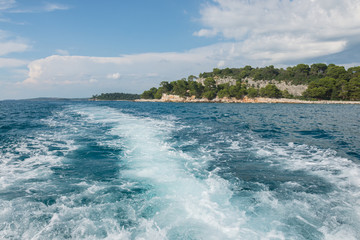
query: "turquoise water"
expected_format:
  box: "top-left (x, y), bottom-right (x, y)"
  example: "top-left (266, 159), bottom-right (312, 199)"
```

top-left (0, 101), bottom-right (360, 239)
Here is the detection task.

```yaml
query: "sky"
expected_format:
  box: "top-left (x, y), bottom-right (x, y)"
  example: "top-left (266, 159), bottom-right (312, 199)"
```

top-left (1, 0), bottom-right (360, 99)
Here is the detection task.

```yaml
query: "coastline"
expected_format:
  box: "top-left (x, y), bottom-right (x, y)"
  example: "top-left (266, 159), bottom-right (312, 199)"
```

top-left (134, 94), bottom-right (360, 104)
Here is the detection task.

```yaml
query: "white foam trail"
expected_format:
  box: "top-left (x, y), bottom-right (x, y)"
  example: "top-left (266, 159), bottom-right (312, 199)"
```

top-left (77, 106), bottom-right (249, 239)
top-left (0, 132), bottom-right (75, 191)
top-left (250, 139), bottom-right (360, 239)
top-left (0, 108), bottom-right (95, 239)
top-left (204, 131), bottom-right (360, 239)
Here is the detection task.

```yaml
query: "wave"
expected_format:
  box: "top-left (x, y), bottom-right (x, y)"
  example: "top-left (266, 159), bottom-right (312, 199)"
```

top-left (1, 103), bottom-right (359, 239)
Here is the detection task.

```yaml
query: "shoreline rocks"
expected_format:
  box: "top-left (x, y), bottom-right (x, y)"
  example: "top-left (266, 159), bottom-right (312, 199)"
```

top-left (135, 94), bottom-right (360, 104)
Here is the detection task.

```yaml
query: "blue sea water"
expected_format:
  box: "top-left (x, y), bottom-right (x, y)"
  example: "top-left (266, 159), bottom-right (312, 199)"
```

top-left (0, 100), bottom-right (360, 240)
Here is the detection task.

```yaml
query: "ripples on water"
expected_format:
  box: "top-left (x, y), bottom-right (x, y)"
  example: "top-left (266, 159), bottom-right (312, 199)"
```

top-left (0, 100), bottom-right (360, 239)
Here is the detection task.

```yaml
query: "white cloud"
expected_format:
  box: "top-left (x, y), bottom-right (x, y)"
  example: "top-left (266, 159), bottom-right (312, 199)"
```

top-left (20, 46), bottom-right (230, 96)
top-left (217, 60), bottom-right (225, 68)
top-left (2, 51), bottom-right (196, 98)
top-left (241, 35), bottom-right (346, 62)
top-left (0, 0), bottom-right (15, 10)
top-left (193, 28), bottom-right (218, 37)
top-left (7, 1), bottom-right (70, 13)
top-left (0, 30), bottom-right (29, 60)
top-left (195, 0), bottom-right (360, 61)
top-left (0, 40), bottom-right (28, 55)
top-left (0, 57), bottom-right (27, 67)
top-left (19, 33), bottom-right (351, 89)
top-left (55, 49), bottom-right (69, 56)
top-left (43, 3), bottom-right (69, 12)
top-left (107, 72), bottom-right (121, 79)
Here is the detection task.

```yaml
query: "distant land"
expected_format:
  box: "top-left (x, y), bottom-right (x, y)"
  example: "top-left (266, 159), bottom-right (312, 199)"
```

top-left (90, 93), bottom-right (141, 101)
top-left (0, 97), bottom-right (89, 101)
top-left (140, 64), bottom-right (360, 102)
top-left (0, 95), bottom-right (140, 102)
top-left (26, 97), bottom-right (89, 101)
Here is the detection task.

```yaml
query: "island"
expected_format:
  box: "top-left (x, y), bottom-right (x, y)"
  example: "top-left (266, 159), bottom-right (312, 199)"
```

top-left (90, 93), bottom-right (140, 101)
top-left (138, 64), bottom-right (360, 103)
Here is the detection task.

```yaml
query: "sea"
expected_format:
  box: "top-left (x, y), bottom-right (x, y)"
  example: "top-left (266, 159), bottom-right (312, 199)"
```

top-left (0, 100), bottom-right (359, 240)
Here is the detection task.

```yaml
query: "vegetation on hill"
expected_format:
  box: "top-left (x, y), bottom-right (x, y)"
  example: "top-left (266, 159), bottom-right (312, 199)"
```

top-left (141, 64), bottom-right (360, 101)
top-left (91, 92), bottom-right (140, 101)
top-left (141, 78), bottom-right (288, 100)
top-left (200, 63), bottom-right (343, 85)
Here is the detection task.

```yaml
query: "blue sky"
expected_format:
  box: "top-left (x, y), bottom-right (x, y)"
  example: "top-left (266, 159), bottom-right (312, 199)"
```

top-left (1, 0), bottom-right (360, 99)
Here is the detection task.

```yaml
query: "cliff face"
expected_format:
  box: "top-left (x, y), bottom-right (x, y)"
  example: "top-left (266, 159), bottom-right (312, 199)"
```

top-left (196, 76), bottom-right (236, 86)
top-left (245, 78), bottom-right (307, 96)
top-left (196, 77), bottom-right (307, 96)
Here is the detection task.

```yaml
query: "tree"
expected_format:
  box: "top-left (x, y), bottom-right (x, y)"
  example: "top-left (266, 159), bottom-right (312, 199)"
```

top-left (348, 77), bottom-right (360, 100)
top-left (221, 68), bottom-right (232, 76)
top-left (172, 79), bottom-right (188, 96)
top-left (303, 77), bottom-right (336, 100)
top-left (310, 63), bottom-right (327, 76)
top-left (217, 89), bottom-right (230, 98)
top-left (154, 87), bottom-right (164, 99)
top-left (92, 93), bottom-right (140, 100)
top-left (141, 87), bottom-right (158, 99)
top-left (348, 66), bottom-right (360, 78)
top-left (187, 75), bottom-right (197, 82)
top-left (203, 90), bottom-right (216, 100)
top-left (213, 68), bottom-right (221, 75)
top-left (204, 77), bottom-right (217, 92)
top-left (259, 84), bottom-right (282, 98)
top-left (303, 87), bottom-right (328, 100)
top-left (291, 64), bottom-right (310, 84)
top-left (281, 90), bottom-right (293, 99)
top-left (294, 64), bottom-right (310, 75)
top-left (262, 65), bottom-right (279, 79)
top-left (247, 87), bottom-right (258, 98)
top-left (188, 81), bottom-right (204, 98)
top-left (326, 65), bottom-right (348, 80)
top-left (228, 85), bottom-right (238, 98)
top-left (332, 80), bottom-right (347, 100)
top-left (160, 81), bottom-right (172, 93)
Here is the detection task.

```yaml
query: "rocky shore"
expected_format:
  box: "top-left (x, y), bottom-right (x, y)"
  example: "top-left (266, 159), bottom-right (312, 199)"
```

top-left (135, 94), bottom-right (360, 104)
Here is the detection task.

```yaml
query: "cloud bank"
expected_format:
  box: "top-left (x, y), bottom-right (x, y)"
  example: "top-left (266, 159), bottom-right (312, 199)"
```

top-left (20, 47), bottom-right (221, 93)
top-left (195, 0), bottom-right (360, 61)
top-left (4, 1), bottom-right (70, 13)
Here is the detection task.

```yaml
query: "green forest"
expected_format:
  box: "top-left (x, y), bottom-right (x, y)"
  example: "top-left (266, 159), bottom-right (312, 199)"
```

top-left (91, 92), bottom-right (140, 101)
top-left (141, 64), bottom-right (360, 101)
